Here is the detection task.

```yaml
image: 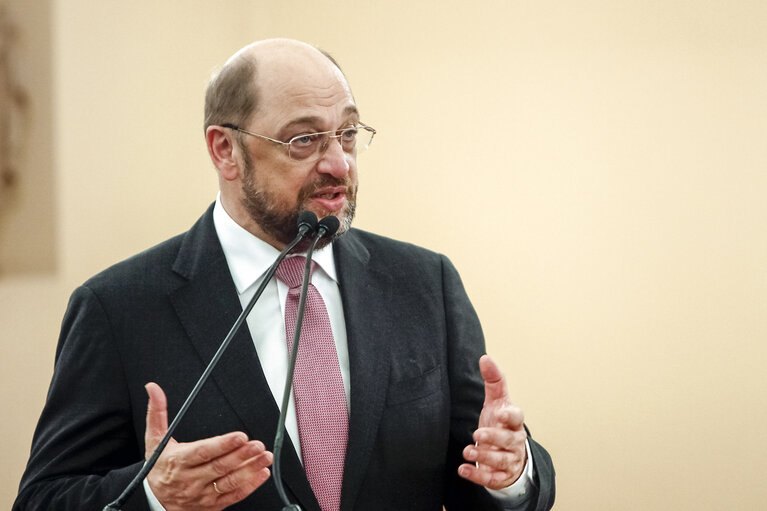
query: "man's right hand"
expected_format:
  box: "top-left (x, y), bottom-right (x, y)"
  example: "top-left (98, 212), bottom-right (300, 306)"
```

top-left (143, 382), bottom-right (273, 511)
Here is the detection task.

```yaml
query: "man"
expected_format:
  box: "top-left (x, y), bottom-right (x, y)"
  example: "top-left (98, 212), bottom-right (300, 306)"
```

top-left (15, 39), bottom-right (554, 510)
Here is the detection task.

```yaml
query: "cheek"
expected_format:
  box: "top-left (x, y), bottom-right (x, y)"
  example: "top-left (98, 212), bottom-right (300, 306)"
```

top-left (254, 166), bottom-right (304, 205)
top-left (279, 178), bottom-right (307, 206)
top-left (250, 153), bottom-right (300, 192)
top-left (347, 159), bottom-right (359, 183)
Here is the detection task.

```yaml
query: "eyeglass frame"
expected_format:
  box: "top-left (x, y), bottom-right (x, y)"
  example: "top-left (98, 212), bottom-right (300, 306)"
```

top-left (219, 122), bottom-right (376, 161)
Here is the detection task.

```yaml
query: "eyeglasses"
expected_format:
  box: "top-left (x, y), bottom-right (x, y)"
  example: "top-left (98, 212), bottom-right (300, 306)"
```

top-left (220, 122), bottom-right (376, 162)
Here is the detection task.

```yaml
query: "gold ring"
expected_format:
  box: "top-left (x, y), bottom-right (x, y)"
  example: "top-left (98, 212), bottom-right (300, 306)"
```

top-left (213, 481), bottom-right (225, 495)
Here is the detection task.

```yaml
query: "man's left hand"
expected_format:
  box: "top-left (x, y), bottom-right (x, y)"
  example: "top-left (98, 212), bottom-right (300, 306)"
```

top-left (458, 354), bottom-right (528, 490)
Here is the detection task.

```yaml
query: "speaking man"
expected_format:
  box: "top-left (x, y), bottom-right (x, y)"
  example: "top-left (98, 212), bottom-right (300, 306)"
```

top-left (15, 39), bottom-right (555, 511)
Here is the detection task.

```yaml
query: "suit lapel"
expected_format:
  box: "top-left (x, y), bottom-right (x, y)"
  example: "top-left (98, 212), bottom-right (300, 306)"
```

top-left (334, 231), bottom-right (393, 510)
top-left (167, 206), bottom-right (319, 510)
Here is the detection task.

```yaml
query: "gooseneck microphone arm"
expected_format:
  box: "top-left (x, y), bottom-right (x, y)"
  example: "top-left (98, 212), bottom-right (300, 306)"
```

top-left (103, 212), bottom-right (318, 511)
top-left (273, 216), bottom-right (341, 511)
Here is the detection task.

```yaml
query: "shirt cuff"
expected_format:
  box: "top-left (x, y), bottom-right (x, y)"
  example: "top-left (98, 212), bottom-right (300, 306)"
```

top-left (143, 477), bottom-right (167, 511)
top-left (486, 438), bottom-right (535, 504)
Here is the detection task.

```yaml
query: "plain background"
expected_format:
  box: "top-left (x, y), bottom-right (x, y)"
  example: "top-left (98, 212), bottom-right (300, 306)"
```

top-left (1, 1), bottom-right (766, 509)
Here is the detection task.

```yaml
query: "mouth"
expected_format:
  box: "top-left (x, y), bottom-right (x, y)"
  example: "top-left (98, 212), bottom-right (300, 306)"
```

top-left (307, 186), bottom-right (348, 212)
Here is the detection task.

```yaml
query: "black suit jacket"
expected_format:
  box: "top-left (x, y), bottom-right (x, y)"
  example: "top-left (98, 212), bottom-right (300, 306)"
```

top-left (15, 205), bottom-right (555, 510)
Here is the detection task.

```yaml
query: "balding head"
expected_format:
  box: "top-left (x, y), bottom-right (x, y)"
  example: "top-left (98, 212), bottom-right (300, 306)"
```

top-left (203, 39), bottom-right (347, 132)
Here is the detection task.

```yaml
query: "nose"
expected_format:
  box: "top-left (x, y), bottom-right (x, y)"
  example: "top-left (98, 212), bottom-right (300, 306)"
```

top-left (315, 137), bottom-right (351, 178)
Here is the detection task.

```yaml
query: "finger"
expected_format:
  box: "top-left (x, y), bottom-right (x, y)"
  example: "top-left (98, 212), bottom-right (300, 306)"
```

top-left (144, 382), bottom-right (169, 450)
top-left (463, 442), bottom-right (526, 471)
top-left (199, 440), bottom-right (268, 482)
top-left (457, 461), bottom-right (514, 491)
top-left (492, 405), bottom-right (525, 431)
top-left (214, 449), bottom-right (273, 491)
top-left (212, 452), bottom-right (273, 508)
top-left (473, 426), bottom-right (526, 451)
top-left (181, 431), bottom-right (250, 468)
top-left (479, 354), bottom-right (509, 405)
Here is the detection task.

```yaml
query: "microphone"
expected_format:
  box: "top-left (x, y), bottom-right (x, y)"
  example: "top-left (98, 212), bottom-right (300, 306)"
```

top-left (272, 216), bottom-right (338, 511)
top-left (295, 211), bottom-right (319, 237)
top-left (317, 215), bottom-right (340, 238)
top-left (103, 212), bottom-right (318, 511)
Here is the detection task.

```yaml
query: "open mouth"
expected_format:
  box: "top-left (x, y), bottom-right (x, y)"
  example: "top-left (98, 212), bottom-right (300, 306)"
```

top-left (314, 190), bottom-right (343, 200)
top-left (308, 186), bottom-right (347, 211)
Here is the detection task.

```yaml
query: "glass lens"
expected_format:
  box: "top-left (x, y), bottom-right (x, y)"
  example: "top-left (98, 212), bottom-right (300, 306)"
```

top-left (287, 125), bottom-right (375, 160)
top-left (288, 133), bottom-right (323, 160)
top-left (332, 126), bottom-right (374, 154)
top-left (355, 126), bottom-right (375, 153)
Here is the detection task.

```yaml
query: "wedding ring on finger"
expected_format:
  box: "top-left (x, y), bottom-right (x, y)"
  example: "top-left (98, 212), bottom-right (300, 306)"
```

top-left (213, 481), bottom-right (225, 495)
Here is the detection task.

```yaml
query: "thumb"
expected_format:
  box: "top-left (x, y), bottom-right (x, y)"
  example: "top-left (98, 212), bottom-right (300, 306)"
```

top-left (479, 354), bottom-right (510, 406)
top-left (144, 382), bottom-right (169, 454)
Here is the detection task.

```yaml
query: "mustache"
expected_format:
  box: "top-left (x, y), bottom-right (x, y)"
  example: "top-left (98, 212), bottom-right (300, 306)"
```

top-left (298, 176), bottom-right (354, 200)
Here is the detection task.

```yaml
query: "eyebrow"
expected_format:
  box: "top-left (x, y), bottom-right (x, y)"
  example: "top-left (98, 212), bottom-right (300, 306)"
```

top-left (278, 105), bottom-right (360, 134)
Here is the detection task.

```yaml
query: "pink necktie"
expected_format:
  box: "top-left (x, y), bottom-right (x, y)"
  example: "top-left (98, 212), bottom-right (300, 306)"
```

top-left (276, 256), bottom-right (348, 511)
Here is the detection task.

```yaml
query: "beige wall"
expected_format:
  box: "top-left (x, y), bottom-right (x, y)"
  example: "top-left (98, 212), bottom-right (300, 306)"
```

top-left (2, 1), bottom-right (766, 509)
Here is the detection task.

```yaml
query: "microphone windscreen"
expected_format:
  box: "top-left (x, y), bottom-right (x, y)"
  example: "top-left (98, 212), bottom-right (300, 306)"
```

top-left (318, 216), bottom-right (340, 237)
top-left (297, 211), bottom-right (318, 232)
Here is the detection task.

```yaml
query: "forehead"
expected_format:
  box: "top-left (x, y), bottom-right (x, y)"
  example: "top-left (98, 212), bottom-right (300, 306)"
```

top-left (254, 53), bottom-right (358, 131)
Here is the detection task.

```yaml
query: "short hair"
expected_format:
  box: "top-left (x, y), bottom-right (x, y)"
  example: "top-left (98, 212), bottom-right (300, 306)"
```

top-left (203, 53), bottom-right (258, 132)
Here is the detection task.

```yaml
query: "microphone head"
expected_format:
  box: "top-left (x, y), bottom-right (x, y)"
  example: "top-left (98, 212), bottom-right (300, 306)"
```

top-left (317, 216), bottom-right (340, 237)
top-left (297, 211), bottom-right (318, 233)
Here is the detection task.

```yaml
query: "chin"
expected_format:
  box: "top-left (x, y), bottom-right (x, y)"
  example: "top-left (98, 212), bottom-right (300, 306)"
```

top-left (301, 199), bottom-right (355, 237)
top-left (306, 207), bottom-right (343, 223)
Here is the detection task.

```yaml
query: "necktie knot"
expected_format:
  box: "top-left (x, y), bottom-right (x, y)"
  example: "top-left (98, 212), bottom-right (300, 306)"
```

top-left (276, 256), bottom-right (316, 289)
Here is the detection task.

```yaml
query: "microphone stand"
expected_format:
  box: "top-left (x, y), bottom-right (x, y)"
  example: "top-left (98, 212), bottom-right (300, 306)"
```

top-left (272, 216), bottom-right (340, 511)
top-left (103, 213), bottom-right (318, 511)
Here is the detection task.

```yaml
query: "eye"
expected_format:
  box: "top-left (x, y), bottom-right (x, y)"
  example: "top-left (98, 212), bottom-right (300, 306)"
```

top-left (290, 133), bottom-right (320, 148)
top-left (340, 127), bottom-right (358, 142)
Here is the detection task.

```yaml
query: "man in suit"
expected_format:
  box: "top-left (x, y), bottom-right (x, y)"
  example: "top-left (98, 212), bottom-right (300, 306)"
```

top-left (15, 39), bottom-right (555, 510)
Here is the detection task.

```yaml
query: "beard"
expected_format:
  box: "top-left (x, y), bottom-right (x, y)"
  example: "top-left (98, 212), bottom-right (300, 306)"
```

top-left (240, 149), bottom-right (356, 252)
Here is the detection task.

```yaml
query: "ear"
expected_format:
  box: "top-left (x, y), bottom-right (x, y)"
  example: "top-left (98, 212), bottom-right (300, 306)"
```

top-left (206, 125), bottom-right (241, 181)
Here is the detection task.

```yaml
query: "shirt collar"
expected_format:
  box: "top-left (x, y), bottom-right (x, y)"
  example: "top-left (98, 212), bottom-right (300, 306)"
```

top-left (212, 194), bottom-right (338, 294)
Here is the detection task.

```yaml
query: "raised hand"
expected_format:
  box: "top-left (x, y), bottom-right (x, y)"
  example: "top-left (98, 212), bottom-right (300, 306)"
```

top-left (143, 382), bottom-right (273, 510)
top-left (458, 355), bottom-right (528, 490)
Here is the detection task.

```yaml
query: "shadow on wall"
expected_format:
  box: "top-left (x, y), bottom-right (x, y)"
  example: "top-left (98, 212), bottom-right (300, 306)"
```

top-left (0, 2), bottom-right (55, 276)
